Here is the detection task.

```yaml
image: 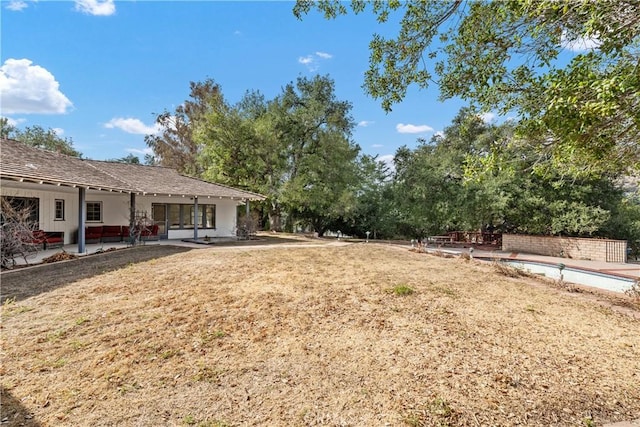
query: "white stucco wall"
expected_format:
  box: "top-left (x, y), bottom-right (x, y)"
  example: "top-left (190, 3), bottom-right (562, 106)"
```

top-left (2, 182), bottom-right (80, 244)
top-left (1, 181), bottom-right (243, 243)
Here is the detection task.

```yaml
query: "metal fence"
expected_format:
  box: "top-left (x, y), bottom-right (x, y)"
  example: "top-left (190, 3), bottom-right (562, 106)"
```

top-left (606, 240), bottom-right (627, 263)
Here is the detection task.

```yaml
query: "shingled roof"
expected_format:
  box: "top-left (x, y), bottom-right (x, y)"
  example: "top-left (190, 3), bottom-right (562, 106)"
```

top-left (0, 138), bottom-right (265, 201)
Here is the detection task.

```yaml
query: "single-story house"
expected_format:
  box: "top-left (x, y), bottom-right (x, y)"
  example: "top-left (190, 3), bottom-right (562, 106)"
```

top-left (1, 138), bottom-right (265, 252)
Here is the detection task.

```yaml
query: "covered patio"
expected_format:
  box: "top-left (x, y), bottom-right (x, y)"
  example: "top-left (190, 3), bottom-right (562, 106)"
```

top-left (1, 138), bottom-right (265, 260)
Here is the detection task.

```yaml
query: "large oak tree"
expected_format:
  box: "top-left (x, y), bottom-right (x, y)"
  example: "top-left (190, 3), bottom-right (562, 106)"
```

top-left (294, 0), bottom-right (640, 175)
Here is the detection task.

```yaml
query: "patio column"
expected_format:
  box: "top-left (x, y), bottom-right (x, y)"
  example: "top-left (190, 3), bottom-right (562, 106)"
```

top-left (193, 196), bottom-right (198, 241)
top-left (130, 193), bottom-right (136, 242)
top-left (78, 187), bottom-right (86, 253)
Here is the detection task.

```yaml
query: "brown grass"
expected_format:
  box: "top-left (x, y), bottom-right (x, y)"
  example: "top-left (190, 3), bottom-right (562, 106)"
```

top-left (1, 244), bottom-right (639, 426)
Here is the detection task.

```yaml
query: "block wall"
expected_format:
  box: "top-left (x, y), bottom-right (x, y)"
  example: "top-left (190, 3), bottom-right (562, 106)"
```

top-left (502, 234), bottom-right (627, 263)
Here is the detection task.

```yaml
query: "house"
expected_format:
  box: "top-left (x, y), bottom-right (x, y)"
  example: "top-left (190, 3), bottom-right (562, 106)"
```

top-left (0, 138), bottom-right (265, 252)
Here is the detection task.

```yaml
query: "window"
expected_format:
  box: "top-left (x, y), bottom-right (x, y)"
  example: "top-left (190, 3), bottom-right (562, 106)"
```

top-left (205, 205), bottom-right (215, 228)
top-left (55, 199), bottom-right (65, 221)
top-left (168, 204), bottom-right (181, 229)
top-left (165, 203), bottom-right (216, 229)
top-left (86, 202), bottom-right (102, 222)
top-left (1, 196), bottom-right (39, 226)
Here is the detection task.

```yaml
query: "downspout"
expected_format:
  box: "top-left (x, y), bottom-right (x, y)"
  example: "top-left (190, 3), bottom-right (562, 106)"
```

top-left (193, 196), bottom-right (198, 241)
top-left (78, 187), bottom-right (86, 254)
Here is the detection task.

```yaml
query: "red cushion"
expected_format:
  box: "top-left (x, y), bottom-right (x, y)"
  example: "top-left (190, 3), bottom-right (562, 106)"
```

top-left (30, 230), bottom-right (46, 244)
top-left (86, 226), bottom-right (103, 238)
top-left (101, 225), bottom-right (121, 237)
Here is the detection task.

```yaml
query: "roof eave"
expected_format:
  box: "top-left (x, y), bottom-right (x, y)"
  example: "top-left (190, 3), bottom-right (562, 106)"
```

top-left (1, 174), bottom-right (132, 193)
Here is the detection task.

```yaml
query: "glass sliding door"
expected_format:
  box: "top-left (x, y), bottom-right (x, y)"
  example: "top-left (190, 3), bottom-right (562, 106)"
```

top-left (152, 204), bottom-right (168, 239)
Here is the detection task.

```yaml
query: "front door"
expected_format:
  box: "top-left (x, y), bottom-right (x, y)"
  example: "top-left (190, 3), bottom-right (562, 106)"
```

top-left (152, 204), bottom-right (168, 239)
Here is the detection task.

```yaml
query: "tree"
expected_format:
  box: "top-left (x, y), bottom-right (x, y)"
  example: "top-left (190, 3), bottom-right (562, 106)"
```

top-left (108, 153), bottom-right (141, 164)
top-left (339, 154), bottom-right (395, 239)
top-left (196, 75), bottom-right (361, 235)
top-left (294, 0), bottom-right (640, 174)
top-left (387, 108), bottom-right (637, 238)
top-left (0, 117), bottom-right (16, 139)
top-left (1, 121), bottom-right (81, 157)
top-left (275, 75), bottom-right (359, 234)
top-left (146, 79), bottom-right (223, 176)
top-left (197, 89), bottom-right (289, 230)
top-left (1, 197), bottom-right (39, 269)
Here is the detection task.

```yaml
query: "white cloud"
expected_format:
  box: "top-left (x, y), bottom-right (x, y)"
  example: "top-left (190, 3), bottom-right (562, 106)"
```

top-left (479, 112), bottom-right (496, 123)
top-left (298, 51), bottom-right (333, 72)
top-left (5, 1), bottom-right (28, 11)
top-left (1, 116), bottom-right (27, 127)
top-left (0, 58), bottom-right (73, 114)
top-left (74, 0), bottom-right (115, 16)
top-left (126, 147), bottom-right (153, 155)
top-left (372, 143), bottom-right (383, 148)
top-left (358, 120), bottom-right (374, 127)
top-left (52, 127), bottom-right (64, 136)
top-left (104, 118), bottom-right (160, 135)
top-left (396, 123), bottom-right (434, 134)
top-left (434, 131), bottom-right (444, 138)
top-left (561, 31), bottom-right (601, 52)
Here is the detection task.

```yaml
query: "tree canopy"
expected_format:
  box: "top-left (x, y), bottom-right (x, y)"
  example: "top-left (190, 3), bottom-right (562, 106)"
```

top-left (294, 0), bottom-right (640, 174)
top-left (145, 79), bottom-right (222, 176)
top-left (1, 118), bottom-right (82, 157)
top-left (148, 75), bottom-right (370, 235)
top-left (388, 108), bottom-right (639, 240)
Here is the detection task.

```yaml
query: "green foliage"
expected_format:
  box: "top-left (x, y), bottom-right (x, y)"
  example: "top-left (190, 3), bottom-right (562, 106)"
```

top-left (1, 120), bottom-right (81, 157)
top-left (389, 108), bottom-right (639, 238)
top-left (108, 153), bottom-right (141, 164)
top-left (294, 0), bottom-right (640, 174)
top-left (146, 79), bottom-right (222, 176)
top-left (388, 284), bottom-right (414, 296)
top-left (196, 75), bottom-right (362, 235)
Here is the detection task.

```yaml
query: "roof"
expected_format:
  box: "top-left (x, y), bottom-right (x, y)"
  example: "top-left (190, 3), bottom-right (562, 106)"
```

top-left (0, 138), bottom-right (265, 201)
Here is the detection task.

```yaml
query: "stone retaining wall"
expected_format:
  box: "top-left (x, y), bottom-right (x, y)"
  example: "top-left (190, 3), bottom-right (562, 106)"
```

top-left (502, 234), bottom-right (627, 263)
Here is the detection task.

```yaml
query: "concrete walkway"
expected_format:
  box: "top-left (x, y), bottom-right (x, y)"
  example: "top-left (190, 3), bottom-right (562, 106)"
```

top-left (423, 244), bottom-right (640, 281)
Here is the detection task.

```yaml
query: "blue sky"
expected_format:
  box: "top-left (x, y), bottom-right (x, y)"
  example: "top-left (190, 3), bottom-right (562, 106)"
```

top-left (2, 1), bottom-right (589, 164)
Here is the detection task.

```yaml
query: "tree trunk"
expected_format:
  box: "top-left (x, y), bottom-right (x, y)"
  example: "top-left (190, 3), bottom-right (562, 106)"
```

top-left (268, 201), bottom-right (282, 232)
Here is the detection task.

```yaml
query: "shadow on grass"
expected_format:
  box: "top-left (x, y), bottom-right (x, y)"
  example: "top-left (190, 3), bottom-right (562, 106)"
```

top-left (1, 386), bottom-right (42, 427)
top-left (0, 245), bottom-right (192, 303)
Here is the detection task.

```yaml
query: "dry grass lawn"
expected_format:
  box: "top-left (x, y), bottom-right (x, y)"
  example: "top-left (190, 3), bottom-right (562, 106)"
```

top-left (1, 243), bottom-right (639, 426)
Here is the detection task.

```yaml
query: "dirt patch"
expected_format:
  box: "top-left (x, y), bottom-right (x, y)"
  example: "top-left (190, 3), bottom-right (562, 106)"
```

top-left (0, 245), bottom-right (192, 303)
top-left (1, 244), bottom-right (639, 426)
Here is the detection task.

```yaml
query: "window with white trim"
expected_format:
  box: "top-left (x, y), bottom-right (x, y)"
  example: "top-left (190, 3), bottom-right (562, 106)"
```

top-left (86, 201), bottom-right (102, 222)
top-left (55, 199), bottom-right (65, 221)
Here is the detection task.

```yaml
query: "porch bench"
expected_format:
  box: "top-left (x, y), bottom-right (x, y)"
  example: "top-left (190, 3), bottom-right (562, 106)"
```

top-left (85, 226), bottom-right (103, 244)
top-left (120, 225), bottom-right (159, 243)
top-left (140, 224), bottom-right (159, 241)
top-left (43, 231), bottom-right (64, 249)
top-left (28, 230), bottom-right (47, 250)
top-left (101, 225), bottom-right (123, 242)
top-left (23, 230), bottom-right (64, 250)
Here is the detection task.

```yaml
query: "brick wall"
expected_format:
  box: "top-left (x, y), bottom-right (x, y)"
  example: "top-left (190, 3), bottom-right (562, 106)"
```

top-left (502, 234), bottom-right (627, 263)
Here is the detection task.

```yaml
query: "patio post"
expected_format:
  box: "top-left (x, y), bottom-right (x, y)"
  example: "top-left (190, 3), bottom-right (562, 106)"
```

top-left (78, 187), bottom-right (86, 253)
top-left (193, 196), bottom-right (198, 241)
top-left (130, 193), bottom-right (135, 243)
